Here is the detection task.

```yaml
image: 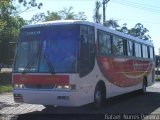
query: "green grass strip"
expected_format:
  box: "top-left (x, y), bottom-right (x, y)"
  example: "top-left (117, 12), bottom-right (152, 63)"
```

top-left (0, 85), bottom-right (13, 93)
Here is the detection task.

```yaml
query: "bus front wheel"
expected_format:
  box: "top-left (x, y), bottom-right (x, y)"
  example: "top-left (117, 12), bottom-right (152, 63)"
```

top-left (94, 84), bottom-right (106, 108)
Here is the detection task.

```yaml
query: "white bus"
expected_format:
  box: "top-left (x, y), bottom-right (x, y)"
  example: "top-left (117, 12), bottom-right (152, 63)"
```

top-left (13, 20), bottom-right (155, 108)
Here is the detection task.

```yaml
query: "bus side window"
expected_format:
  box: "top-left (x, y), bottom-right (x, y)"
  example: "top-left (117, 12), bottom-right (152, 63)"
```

top-left (135, 43), bottom-right (142, 58)
top-left (149, 47), bottom-right (154, 59)
top-left (112, 36), bottom-right (124, 56)
top-left (127, 40), bottom-right (133, 56)
top-left (142, 45), bottom-right (148, 58)
top-left (98, 30), bottom-right (111, 55)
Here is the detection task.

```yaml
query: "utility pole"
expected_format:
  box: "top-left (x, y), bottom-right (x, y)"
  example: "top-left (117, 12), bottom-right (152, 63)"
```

top-left (102, 0), bottom-right (110, 25)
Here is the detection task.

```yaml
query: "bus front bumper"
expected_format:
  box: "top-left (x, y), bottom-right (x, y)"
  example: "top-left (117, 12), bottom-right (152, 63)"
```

top-left (13, 89), bottom-right (92, 107)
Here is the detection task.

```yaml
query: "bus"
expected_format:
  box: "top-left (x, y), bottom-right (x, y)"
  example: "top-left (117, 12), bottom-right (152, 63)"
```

top-left (12, 20), bottom-right (155, 108)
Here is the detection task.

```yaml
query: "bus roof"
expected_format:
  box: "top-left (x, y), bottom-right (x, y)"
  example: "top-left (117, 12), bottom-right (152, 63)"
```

top-left (23, 20), bottom-right (153, 46)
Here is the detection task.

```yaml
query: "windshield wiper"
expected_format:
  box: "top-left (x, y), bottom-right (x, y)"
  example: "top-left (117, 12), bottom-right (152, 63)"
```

top-left (22, 41), bottom-right (55, 74)
top-left (44, 53), bottom-right (55, 74)
top-left (22, 54), bottom-right (37, 73)
top-left (22, 42), bottom-right (42, 74)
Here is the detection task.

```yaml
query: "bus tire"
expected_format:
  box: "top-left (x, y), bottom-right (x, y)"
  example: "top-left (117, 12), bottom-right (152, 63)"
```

top-left (94, 83), bottom-right (106, 108)
top-left (141, 78), bottom-right (147, 94)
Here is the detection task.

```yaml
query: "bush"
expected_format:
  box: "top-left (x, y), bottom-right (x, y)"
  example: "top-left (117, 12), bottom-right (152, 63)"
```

top-left (0, 73), bottom-right (12, 93)
top-left (156, 78), bottom-right (160, 81)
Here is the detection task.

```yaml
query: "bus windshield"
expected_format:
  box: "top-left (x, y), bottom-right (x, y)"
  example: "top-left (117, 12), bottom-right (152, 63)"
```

top-left (14, 24), bottom-right (79, 73)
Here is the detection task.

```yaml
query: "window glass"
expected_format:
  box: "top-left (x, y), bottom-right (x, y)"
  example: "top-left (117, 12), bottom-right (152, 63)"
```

top-left (80, 26), bottom-right (88, 44)
top-left (142, 45), bottom-right (148, 58)
top-left (14, 41), bottom-right (39, 72)
top-left (79, 25), bottom-right (95, 77)
top-left (40, 25), bottom-right (79, 73)
top-left (112, 36), bottom-right (124, 55)
top-left (14, 25), bottom-right (79, 73)
top-left (127, 41), bottom-right (133, 56)
top-left (135, 43), bottom-right (142, 57)
top-left (149, 47), bottom-right (154, 59)
top-left (98, 30), bottom-right (111, 55)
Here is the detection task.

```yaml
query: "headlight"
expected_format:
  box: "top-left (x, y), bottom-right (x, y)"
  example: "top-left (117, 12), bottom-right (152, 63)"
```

top-left (55, 84), bottom-right (76, 90)
top-left (14, 84), bottom-right (24, 89)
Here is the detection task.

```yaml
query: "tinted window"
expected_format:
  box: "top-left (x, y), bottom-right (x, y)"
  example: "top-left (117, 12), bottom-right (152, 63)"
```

top-left (14, 25), bottom-right (79, 73)
top-left (149, 47), bottom-right (154, 59)
top-left (135, 43), bottom-right (142, 57)
top-left (142, 45), bottom-right (148, 58)
top-left (79, 25), bottom-right (95, 77)
top-left (112, 36), bottom-right (124, 55)
top-left (127, 40), bottom-right (134, 56)
top-left (98, 30), bottom-right (111, 55)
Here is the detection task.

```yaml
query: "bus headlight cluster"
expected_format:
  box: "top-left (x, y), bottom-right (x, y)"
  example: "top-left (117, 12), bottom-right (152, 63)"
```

top-left (14, 84), bottom-right (24, 89)
top-left (55, 84), bottom-right (76, 90)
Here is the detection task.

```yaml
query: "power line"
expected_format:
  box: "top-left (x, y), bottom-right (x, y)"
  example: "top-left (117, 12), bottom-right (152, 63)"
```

top-left (115, 0), bottom-right (160, 9)
top-left (112, 0), bottom-right (160, 14)
top-left (116, 18), bottom-right (160, 25)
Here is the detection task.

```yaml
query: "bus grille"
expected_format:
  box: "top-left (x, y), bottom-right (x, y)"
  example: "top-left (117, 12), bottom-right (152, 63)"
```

top-left (24, 84), bottom-right (55, 89)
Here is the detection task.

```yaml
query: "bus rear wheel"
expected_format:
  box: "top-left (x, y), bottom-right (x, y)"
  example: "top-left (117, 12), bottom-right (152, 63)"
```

top-left (141, 78), bottom-right (147, 94)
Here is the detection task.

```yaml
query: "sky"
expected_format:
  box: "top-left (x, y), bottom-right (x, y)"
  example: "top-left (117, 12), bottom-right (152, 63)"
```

top-left (20, 0), bottom-right (160, 55)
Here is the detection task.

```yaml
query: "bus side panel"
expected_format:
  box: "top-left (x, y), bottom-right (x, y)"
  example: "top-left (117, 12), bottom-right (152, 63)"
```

top-left (95, 56), bottom-right (154, 98)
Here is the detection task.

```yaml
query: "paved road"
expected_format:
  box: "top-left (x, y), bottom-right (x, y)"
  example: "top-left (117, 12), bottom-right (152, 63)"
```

top-left (1, 82), bottom-right (160, 120)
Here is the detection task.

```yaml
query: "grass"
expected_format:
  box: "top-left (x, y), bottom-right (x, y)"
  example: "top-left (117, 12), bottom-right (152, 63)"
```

top-left (156, 78), bottom-right (160, 81)
top-left (155, 74), bottom-right (160, 81)
top-left (0, 85), bottom-right (12, 93)
top-left (0, 73), bottom-right (13, 93)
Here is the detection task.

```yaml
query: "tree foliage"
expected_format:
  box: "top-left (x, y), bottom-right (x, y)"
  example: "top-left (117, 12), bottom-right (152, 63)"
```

top-left (0, 0), bottom-right (42, 66)
top-left (93, 1), bottom-right (102, 23)
top-left (93, 1), bottom-right (151, 40)
top-left (128, 23), bottom-right (151, 40)
top-left (117, 23), bottom-right (151, 40)
top-left (29, 6), bottom-right (87, 24)
top-left (104, 19), bottom-right (119, 29)
top-left (93, 0), bottom-right (151, 41)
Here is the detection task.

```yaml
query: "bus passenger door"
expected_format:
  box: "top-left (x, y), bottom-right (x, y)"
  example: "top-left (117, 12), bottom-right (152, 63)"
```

top-left (79, 25), bottom-right (95, 77)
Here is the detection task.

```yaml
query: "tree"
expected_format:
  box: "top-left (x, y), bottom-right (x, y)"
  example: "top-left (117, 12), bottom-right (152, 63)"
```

top-left (29, 12), bottom-right (46, 24)
top-left (29, 6), bottom-right (87, 23)
top-left (117, 23), bottom-right (128, 34)
top-left (92, 0), bottom-right (151, 40)
top-left (59, 6), bottom-right (75, 20)
top-left (104, 19), bottom-right (119, 30)
top-left (48, 7), bottom-right (87, 21)
top-left (45, 11), bottom-right (61, 21)
top-left (75, 12), bottom-right (87, 20)
top-left (128, 23), bottom-right (151, 40)
top-left (117, 23), bottom-right (151, 40)
top-left (93, 1), bottom-right (102, 23)
top-left (15, 0), bottom-right (43, 15)
top-left (0, 0), bottom-right (42, 66)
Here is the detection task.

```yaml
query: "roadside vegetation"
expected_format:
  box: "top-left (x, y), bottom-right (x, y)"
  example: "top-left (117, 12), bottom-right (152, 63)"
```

top-left (156, 77), bottom-right (160, 81)
top-left (0, 72), bottom-right (12, 93)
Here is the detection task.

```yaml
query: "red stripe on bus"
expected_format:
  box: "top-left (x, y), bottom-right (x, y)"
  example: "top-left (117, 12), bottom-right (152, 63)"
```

top-left (13, 75), bottom-right (69, 85)
top-left (97, 56), bottom-right (153, 87)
